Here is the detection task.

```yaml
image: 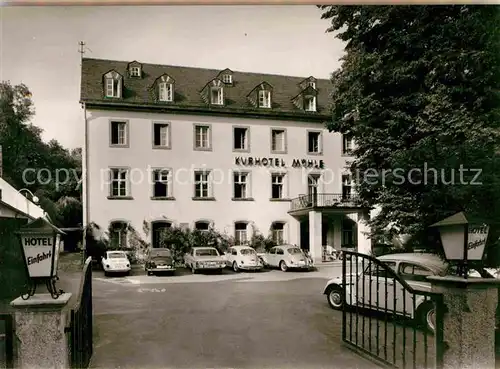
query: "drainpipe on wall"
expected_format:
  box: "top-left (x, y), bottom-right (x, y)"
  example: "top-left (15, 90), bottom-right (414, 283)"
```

top-left (82, 102), bottom-right (90, 264)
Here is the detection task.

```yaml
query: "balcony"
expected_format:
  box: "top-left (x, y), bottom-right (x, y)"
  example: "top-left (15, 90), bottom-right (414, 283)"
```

top-left (289, 193), bottom-right (363, 215)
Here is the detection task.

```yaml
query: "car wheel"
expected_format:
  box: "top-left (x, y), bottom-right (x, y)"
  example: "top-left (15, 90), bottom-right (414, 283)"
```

top-left (417, 302), bottom-right (436, 333)
top-left (279, 261), bottom-right (288, 272)
top-left (326, 286), bottom-right (344, 310)
top-left (232, 262), bottom-right (239, 272)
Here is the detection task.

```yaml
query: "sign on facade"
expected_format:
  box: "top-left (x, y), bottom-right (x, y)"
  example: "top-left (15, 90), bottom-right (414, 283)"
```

top-left (235, 156), bottom-right (325, 169)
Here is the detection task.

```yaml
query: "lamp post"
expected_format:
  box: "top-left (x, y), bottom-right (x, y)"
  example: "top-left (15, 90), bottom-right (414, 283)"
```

top-left (16, 217), bottom-right (66, 299)
top-left (430, 212), bottom-right (489, 278)
top-left (17, 188), bottom-right (39, 216)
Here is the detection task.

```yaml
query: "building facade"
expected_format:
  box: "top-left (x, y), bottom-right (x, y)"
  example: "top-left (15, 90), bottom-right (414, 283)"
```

top-left (81, 58), bottom-right (371, 262)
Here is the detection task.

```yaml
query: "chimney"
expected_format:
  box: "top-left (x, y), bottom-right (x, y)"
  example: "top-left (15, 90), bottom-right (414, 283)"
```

top-left (0, 145), bottom-right (3, 178)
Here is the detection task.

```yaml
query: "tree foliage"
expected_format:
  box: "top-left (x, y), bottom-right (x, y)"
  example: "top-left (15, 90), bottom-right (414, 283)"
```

top-left (319, 6), bottom-right (500, 257)
top-left (0, 81), bottom-right (82, 227)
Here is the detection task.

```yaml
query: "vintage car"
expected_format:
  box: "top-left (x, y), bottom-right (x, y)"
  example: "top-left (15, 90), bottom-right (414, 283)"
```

top-left (225, 246), bottom-right (263, 272)
top-left (260, 245), bottom-right (314, 272)
top-left (101, 250), bottom-right (131, 276)
top-left (145, 248), bottom-right (176, 275)
top-left (323, 253), bottom-right (454, 332)
top-left (184, 247), bottom-right (226, 274)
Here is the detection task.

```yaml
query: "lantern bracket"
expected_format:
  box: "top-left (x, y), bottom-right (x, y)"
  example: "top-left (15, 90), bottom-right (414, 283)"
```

top-left (20, 277), bottom-right (64, 300)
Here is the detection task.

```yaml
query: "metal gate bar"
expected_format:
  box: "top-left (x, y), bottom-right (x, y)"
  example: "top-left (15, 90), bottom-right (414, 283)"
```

top-left (65, 257), bottom-right (93, 369)
top-left (0, 314), bottom-right (14, 369)
top-left (341, 251), bottom-right (444, 369)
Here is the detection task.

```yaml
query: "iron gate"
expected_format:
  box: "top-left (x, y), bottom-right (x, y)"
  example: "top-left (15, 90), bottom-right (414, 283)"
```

top-left (66, 257), bottom-right (93, 368)
top-left (0, 314), bottom-right (13, 369)
top-left (341, 251), bottom-right (444, 369)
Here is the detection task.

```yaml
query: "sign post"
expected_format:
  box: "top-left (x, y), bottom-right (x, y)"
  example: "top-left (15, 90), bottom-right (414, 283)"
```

top-left (430, 212), bottom-right (490, 278)
top-left (16, 217), bottom-right (66, 299)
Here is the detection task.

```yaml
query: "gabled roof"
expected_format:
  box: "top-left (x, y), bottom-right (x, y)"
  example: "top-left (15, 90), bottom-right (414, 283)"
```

top-left (81, 58), bottom-right (332, 122)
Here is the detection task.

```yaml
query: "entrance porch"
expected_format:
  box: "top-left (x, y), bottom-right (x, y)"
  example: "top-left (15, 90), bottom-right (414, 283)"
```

top-left (288, 194), bottom-right (371, 263)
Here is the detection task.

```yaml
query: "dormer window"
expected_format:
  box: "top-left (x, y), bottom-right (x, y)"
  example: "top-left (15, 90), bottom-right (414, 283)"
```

top-left (305, 96), bottom-right (316, 112)
top-left (104, 71), bottom-right (122, 98)
top-left (258, 90), bottom-right (271, 108)
top-left (222, 74), bottom-right (232, 84)
top-left (130, 66), bottom-right (141, 77)
top-left (308, 81), bottom-right (316, 89)
top-left (211, 87), bottom-right (224, 105)
top-left (159, 82), bottom-right (173, 102)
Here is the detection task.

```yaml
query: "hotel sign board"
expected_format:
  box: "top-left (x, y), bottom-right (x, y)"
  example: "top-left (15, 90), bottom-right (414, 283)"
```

top-left (16, 217), bottom-right (64, 279)
top-left (21, 233), bottom-right (60, 278)
top-left (235, 157), bottom-right (325, 169)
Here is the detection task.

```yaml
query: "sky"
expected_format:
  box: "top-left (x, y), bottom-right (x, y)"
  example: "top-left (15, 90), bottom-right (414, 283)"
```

top-left (0, 5), bottom-right (345, 149)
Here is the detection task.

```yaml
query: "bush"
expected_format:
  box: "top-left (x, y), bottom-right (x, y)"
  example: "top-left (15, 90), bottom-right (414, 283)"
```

top-left (157, 226), bottom-right (233, 265)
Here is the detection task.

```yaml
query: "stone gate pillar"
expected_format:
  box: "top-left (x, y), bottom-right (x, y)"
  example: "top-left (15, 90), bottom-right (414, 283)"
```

top-left (428, 276), bottom-right (499, 369)
top-left (10, 293), bottom-right (72, 369)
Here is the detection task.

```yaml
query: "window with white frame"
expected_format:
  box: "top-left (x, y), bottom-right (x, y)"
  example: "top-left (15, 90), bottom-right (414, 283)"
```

top-left (152, 169), bottom-right (170, 198)
top-left (110, 168), bottom-right (129, 197)
top-left (110, 121), bottom-right (127, 146)
top-left (342, 174), bottom-right (352, 200)
top-left (194, 171), bottom-right (211, 198)
top-left (210, 87), bottom-right (224, 105)
top-left (130, 66), bottom-right (141, 77)
top-left (233, 172), bottom-right (249, 199)
top-left (271, 129), bottom-right (286, 153)
top-left (153, 122), bottom-right (170, 148)
top-left (222, 74), bottom-right (232, 84)
top-left (195, 221), bottom-right (210, 232)
top-left (194, 125), bottom-right (211, 150)
top-left (342, 219), bottom-right (354, 247)
top-left (308, 174), bottom-right (319, 199)
top-left (234, 222), bottom-right (248, 245)
top-left (342, 134), bottom-right (354, 155)
top-left (110, 221), bottom-right (128, 248)
top-left (105, 77), bottom-right (121, 98)
top-left (307, 131), bottom-right (321, 154)
top-left (271, 173), bottom-right (285, 199)
top-left (271, 222), bottom-right (285, 245)
top-left (305, 96), bottom-right (316, 112)
top-left (158, 82), bottom-right (173, 102)
top-left (258, 90), bottom-right (271, 108)
top-left (233, 127), bottom-right (248, 151)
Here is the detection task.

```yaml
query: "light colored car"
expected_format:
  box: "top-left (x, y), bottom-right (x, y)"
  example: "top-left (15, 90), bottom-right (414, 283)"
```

top-left (323, 253), bottom-right (449, 332)
top-left (184, 247), bottom-right (226, 274)
top-left (225, 246), bottom-right (263, 272)
top-left (101, 250), bottom-right (131, 276)
top-left (261, 245), bottom-right (314, 272)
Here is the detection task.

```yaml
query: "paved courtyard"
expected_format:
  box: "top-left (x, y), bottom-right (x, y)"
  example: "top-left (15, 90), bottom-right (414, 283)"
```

top-left (88, 266), bottom-right (377, 369)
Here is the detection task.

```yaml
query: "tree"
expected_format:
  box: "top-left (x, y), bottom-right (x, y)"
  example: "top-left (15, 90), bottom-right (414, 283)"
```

top-left (0, 81), bottom-right (82, 227)
top-left (319, 6), bottom-right (500, 258)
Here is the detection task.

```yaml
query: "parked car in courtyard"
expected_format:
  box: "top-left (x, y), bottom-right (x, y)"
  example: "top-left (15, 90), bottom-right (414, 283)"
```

top-left (184, 247), bottom-right (226, 274)
top-left (145, 248), bottom-right (176, 275)
top-left (225, 246), bottom-right (263, 272)
top-left (260, 245), bottom-right (314, 272)
top-left (101, 250), bottom-right (131, 276)
top-left (322, 252), bottom-right (498, 333)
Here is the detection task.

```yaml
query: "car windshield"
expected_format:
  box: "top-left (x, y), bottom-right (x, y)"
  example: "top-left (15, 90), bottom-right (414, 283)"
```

top-left (152, 250), bottom-right (171, 257)
top-left (240, 248), bottom-right (256, 255)
top-left (195, 248), bottom-right (219, 256)
top-left (287, 248), bottom-right (302, 255)
top-left (109, 252), bottom-right (126, 259)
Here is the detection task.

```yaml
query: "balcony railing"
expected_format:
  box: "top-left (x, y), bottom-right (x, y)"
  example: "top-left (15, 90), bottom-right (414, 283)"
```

top-left (289, 193), bottom-right (360, 212)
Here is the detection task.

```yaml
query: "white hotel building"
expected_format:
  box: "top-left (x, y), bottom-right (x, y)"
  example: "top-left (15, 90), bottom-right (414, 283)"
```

top-left (81, 58), bottom-right (372, 263)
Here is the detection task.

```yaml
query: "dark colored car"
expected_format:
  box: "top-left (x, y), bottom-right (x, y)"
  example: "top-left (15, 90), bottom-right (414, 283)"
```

top-left (145, 248), bottom-right (176, 275)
